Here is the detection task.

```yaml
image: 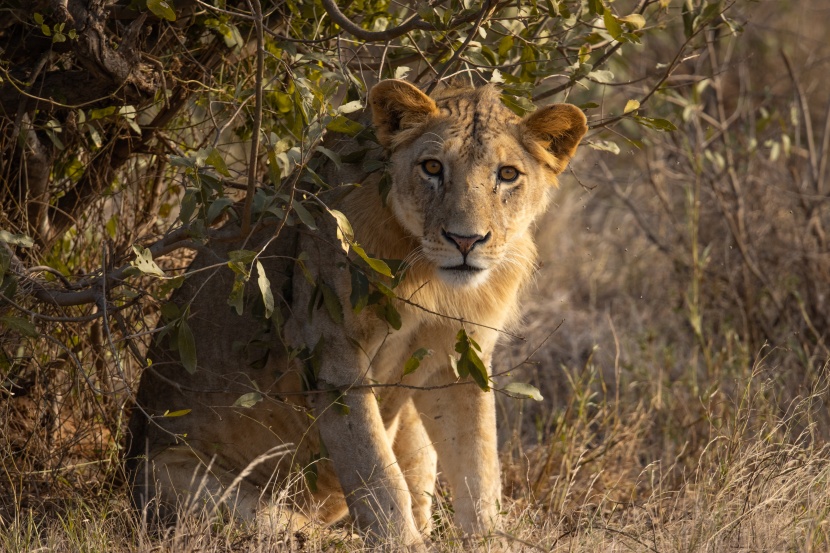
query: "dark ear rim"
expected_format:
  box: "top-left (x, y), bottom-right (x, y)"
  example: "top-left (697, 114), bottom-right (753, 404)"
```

top-left (521, 103), bottom-right (588, 173)
top-left (369, 80), bottom-right (439, 149)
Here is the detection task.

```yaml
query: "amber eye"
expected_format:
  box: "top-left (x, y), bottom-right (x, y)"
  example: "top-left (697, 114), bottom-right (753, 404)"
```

top-left (422, 159), bottom-right (443, 176)
top-left (498, 166), bottom-right (519, 182)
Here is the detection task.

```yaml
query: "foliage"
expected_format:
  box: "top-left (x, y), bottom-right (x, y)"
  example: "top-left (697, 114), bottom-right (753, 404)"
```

top-left (8, 0), bottom-right (825, 550)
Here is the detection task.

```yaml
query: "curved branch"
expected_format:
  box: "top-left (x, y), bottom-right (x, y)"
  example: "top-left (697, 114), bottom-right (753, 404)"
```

top-left (320, 0), bottom-right (489, 42)
top-left (3, 227), bottom-right (191, 308)
top-left (320, 0), bottom-right (427, 41)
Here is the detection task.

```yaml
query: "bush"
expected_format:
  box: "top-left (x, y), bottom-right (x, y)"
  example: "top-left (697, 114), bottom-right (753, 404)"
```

top-left (5, 0), bottom-right (830, 550)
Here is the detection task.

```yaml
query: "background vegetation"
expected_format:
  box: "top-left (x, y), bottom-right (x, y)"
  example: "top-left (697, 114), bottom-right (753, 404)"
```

top-left (1, 0), bottom-right (829, 550)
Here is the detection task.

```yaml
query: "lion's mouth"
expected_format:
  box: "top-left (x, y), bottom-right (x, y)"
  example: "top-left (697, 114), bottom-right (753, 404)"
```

top-left (442, 263), bottom-right (484, 272)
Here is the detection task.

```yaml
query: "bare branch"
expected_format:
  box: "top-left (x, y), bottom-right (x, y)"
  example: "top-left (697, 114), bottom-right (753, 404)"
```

top-left (241, 0), bottom-right (265, 235)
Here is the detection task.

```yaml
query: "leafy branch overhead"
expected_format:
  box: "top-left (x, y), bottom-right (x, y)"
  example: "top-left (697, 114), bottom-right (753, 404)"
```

top-left (0, 1), bottom-right (742, 390)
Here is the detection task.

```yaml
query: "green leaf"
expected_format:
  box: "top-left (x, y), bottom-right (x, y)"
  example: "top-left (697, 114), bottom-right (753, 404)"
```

top-left (352, 243), bottom-right (393, 277)
top-left (88, 106), bottom-right (117, 121)
top-left (206, 197), bottom-right (233, 224)
top-left (304, 456), bottom-right (319, 492)
top-left (228, 249), bottom-right (257, 265)
top-left (403, 348), bottom-right (431, 376)
top-left (33, 12), bottom-right (44, 24)
top-left (295, 252), bottom-right (315, 285)
top-left (205, 148), bottom-right (231, 177)
top-left (233, 391), bottom-right (263, 408)
top-left (454, 329), bottom-right (489, 391)
top-left (0, 230), bottom-right (34, 248)
top-left (329, 209), bottom-right (353, 253)
top-left (603, 9), bottom-right (623, 41)
top-left (163, 409), bottom-right (192, 417)
top-left (384, 302), bottom-right (402, 330)
top-left (0, 316), bottom-right (37, 338)
top-left (319, 281), bottom-right (343, 324)
top-left (131, 244), bottom-right (165, 277)
top-left (374, 281), bottom-right (396, 300)
top-left (587, 0), bottom-right (604, 15)
top-left (178, 319), bottom-right (197, 374)
top-left (0, 275), bottom-right (18, 303)
top-left (179, 191), bottom-right (196, 224)
top-left (256, 261), bottom-right (274, 319)
top-left (326, 116), bottom-right (365, 137)
top-left (503, 382), bottom-right (544, 401)
top-left (618, 13), bottom-right (646, 29)
top-left (292, 199), bottom-right (317, 230)
top-left (267, 148), bottom-right (282, 187)
top-left (147, 0), bottom-right (176, 21)
top-left (497, 36), bottom-right (514, 58)
top-left (228, 275), bottom-right (246, 315)
top-left (634, 115), bottom-right (678, 132)
top-left (341, 148), bottom-right (369, 164)
top-left (501, 94), bottom-right (536, 117)
top-left (160, 301), bottom-right (181, 321)
top-left (349, 265), bottom-right (370, 314)
top-left (316, 146), bottom-right (342, 170)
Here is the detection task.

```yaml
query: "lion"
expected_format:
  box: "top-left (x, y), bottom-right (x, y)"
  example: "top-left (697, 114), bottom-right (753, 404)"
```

top-left (126, 80), bottom-right (587, 549)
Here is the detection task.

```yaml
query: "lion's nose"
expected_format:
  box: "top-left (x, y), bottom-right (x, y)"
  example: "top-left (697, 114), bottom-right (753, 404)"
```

top-left (441, 229), bottom-right (491, 255)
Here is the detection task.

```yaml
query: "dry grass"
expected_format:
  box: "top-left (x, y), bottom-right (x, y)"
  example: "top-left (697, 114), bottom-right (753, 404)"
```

top-left (4, 2), bottom-right (830, 552)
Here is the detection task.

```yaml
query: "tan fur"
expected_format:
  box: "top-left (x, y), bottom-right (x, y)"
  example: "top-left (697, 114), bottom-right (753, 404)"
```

top-left (127, 80), bottom-right (586, 550)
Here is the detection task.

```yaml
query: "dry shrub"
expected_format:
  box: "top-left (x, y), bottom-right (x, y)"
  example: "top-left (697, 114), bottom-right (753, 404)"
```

top-left (487, 1), bottom-right (830, 550)
top-left (4, 1), bottom-right (830, 551)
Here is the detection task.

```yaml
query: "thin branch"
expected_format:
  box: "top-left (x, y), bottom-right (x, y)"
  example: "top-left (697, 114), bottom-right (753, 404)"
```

top-left (781, 50), bottom-right (820, 192)
top-left (320, 0), bottom-right (427, 41)
top-left (533, 0), bottom-right (655, 102)
top-left (586, 12), bottom-right (713, 131)
top-left (241, 0), bottom-right (265, 235)
top-left (320, 0), bottom-right (491, 42)
top-left (427, 0), bottom-right (494, 94)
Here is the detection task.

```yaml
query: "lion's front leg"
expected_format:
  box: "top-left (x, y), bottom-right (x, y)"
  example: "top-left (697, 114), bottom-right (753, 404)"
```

top-left (311, 386), bottom-right (424, 549)
top-left (393, 398), bottom-right (438, 533)
top-left (413, 374), bottom-right (501, 535)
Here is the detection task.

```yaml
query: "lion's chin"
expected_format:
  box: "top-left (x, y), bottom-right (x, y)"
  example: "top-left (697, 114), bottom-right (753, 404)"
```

top-left (436, 264), bottom-right (491, 288)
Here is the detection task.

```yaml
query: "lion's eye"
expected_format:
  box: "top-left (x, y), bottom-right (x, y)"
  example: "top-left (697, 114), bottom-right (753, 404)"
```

top-left (498, 166), bottom-right (519, 182)
top-left (422, 159), bottom-right (443, 176)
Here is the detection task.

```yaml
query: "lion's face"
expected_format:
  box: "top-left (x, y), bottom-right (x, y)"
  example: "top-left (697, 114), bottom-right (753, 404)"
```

top-left (370, 82), bottom-right (588, 287)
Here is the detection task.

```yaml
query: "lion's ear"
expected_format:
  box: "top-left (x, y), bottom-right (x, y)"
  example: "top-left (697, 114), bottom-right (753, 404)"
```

top-left (369, 80), bottom-right (438, 149)
top-left (520, 104), bottom-right (588, 174)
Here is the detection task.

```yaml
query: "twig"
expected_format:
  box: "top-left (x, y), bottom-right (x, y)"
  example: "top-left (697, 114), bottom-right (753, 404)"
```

top-left (427, 0), bottom-right (494, 94)
top-left (533, 0), bottom-right (654, 102)
top-left (781, 50), bottom-right (819, 191)
top-left (241, 0), bottom-right (265, 235)
top-left (816, 94), bottom-right (830, 196)
top-left (320, 0), bottom-right (494, 43)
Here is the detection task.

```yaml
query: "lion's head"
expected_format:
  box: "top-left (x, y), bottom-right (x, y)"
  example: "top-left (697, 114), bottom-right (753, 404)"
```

top-left (369, 80), bottom-right (587, 288)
